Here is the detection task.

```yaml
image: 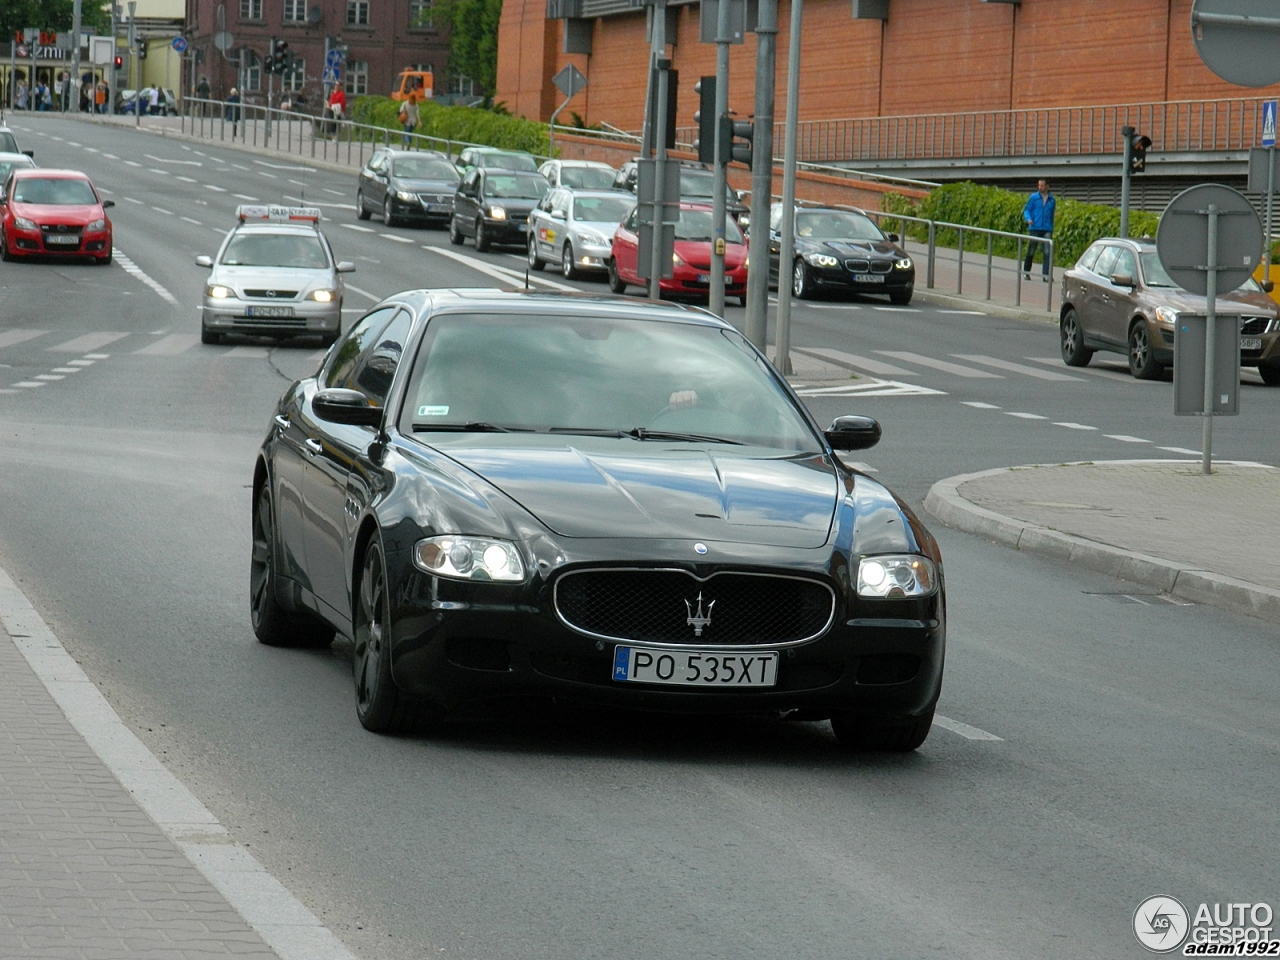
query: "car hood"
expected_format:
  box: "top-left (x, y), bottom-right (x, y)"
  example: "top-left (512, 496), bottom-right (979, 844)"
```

top-left (812, 238), bottom-right (901, 258)
top-left (674, 238), bottom-right (749, 267)
top-left (431, 436), bottom-right (839, 547)
top-left (392, 177), bottom-right (458, 193)
top-left (12, 203), bottom-right (102, 223)
top-left (210, 265), bottom-right (334, 292)
top-left (1148, 287), bottom-right (1277, 317)
top-left (487, 198), bottom-right (539, 212)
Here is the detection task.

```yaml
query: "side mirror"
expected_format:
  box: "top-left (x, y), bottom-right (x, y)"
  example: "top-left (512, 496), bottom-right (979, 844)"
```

top-left (1110, 274), bottom-right (1136, 288)
top-left (886, 232), bottom-right (900, 243)
top-left (1263, 280), bottom-right (1275, 293)
top-left (22, 150), bottom-right (33, 158)
top-left (195, 255), bottom-right (214, 267)
top-left (551, 210), bottom-right (565, 221)
top-left (313, 388), bottom-right (383, 427)
top-left (336, 261), bottom-right (356, 273)
top-left (101, 200), bottom-right (115, 209)
top-left (824, 415), bottom-right (881, 452)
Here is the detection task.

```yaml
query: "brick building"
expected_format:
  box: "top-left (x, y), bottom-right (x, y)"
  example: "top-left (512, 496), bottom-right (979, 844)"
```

top-left (496, 0), bottom-right (1280, 130)
top-left (185, 0), bottom-right (449, 106)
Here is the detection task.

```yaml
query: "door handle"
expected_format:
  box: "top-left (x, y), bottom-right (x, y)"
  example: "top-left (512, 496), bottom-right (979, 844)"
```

top-left (305, 439), bottom-right (323, 456)
top-left (274, 415), bottom-right (290, 430)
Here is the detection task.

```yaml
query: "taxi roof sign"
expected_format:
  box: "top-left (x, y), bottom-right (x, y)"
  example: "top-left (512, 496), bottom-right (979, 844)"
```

top-left (235, 204), bottom-right (323, 223)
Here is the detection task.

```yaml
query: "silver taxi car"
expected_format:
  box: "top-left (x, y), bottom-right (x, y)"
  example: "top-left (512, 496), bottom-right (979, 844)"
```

top-left (526, 187), bottom-right (634, 280)
top-left (196, 206), bottom-right (354, 346)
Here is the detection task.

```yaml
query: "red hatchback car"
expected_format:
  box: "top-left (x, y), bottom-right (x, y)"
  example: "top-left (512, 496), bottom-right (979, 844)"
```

top-left (0, 169), bottom-right (114, 264)
top-left (609, 202), bottom-right (748, 304)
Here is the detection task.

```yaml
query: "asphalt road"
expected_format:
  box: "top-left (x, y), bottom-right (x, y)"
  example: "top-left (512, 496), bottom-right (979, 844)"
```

top-left (1, 113), bottom-right (1278, 960)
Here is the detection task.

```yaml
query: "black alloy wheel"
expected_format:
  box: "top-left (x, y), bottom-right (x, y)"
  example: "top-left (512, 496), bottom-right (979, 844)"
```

top-left (792, 259), bottom-right (811, 300)
top-left (250, 483), bottom-right (334, 648)
top-left (1060, 307), bottom-right (1094, 367)
top-left (448, 216), bottom-right (464, 245)
top-left (1259, 362), bottom-right (1280, 386)
top-left (527, 235), bottom-right (546, 271)
top-left (1128, 322), bottom-right (1163, 380)
top-left (474, 219), bottom-right (491, 252)
top-left (607, 259), bottom-right (626, 294)
top-left (383, 196), bottom-right (398, 228)
top-left (561, 241), bottom-right (578, 280)
top-left (356, 189), bottom-right (371, 220)
top-left (0, 228), bottom-right (14, 262)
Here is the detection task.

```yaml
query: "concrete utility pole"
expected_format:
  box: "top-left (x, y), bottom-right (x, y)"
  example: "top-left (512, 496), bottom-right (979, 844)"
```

top-left (647, 0), bottom-right (671, 300)
top-left (708, 0), bottom-right (732, 318)
top-left (743, 0), bottom-right (777, 351)
top-left (774, 0), bottom-right (804, 375)
top-left (71, 0), bottom-right (83, 112)
top-left (127, 2), bottom-right (138, 128)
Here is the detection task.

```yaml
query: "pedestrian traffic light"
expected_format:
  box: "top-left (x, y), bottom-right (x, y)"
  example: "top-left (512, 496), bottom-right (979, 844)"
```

top-left (694, 75), bottom-right (717, 165)
top-left (113, 54), bottom-right (123, 70)
top-left (136, 40), bottom-right (147, 61)
top-left (1129, 132), bottom-right (1152, 174)
top-left (719, 116), bottom-right (753, 166)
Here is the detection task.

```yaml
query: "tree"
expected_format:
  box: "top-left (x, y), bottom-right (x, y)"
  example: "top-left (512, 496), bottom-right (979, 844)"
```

top-left (1, 1), bottom-right (111, 43)
top-left (437, 0), bottom-right (502, 100)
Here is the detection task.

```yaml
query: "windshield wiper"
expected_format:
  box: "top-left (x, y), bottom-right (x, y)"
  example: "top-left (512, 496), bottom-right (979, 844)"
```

top-left (547, 427), bottom-right (626, 437)
top-left (626, 427), bottom-right (742, 445)
top-left (412, 421), bottom-right (528, 433)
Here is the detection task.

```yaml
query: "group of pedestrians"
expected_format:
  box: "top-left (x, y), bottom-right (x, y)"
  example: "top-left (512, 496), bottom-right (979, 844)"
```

top-left (11, 74), bottom-right (112, 113)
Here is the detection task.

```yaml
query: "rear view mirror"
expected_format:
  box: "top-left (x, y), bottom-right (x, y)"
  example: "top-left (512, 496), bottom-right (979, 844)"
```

top-left (1263, 280), bottom-right (1275, 293)
top-left (336, 261), bottom-right (356, 273)
top-left (195, 255), bottom-right (213, 267)
top-left (1110, 274), bottom-right (1136, 288)
top-left (886, 232), bottom-right (900, 243)
top-left (313, 388), bottom-right (383, 427)
top-left (825, 416), bottom-right (881, 451)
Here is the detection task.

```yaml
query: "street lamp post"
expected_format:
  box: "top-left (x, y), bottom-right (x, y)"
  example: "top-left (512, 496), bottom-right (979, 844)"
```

top-left (743, 0), bottom-right (777, 351)
top-left (774, 0), bottom-right (803, 376)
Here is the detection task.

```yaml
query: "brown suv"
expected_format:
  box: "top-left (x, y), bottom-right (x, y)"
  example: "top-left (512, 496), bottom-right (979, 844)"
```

top-left (1059, 238), bottom-right (1280, 384)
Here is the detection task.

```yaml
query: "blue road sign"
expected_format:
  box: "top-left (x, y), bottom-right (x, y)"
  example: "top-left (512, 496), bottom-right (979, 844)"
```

top-left (171, 36), bottom-right (188, 53)
top-left (322, 66), bottom-right (340, 85)
top-left (1263, 100), bottom-right (1277, 148)
top-left (325, 48), bottom-right (343, 68)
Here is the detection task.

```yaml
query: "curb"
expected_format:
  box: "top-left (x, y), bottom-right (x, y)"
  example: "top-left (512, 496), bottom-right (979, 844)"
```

top-left (923, 464), bottom-right (1280, 627)
top-left (911, 287), bottom-right (1057, 324)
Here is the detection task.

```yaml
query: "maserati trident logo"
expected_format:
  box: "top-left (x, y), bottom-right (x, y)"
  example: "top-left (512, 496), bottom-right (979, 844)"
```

top-left (685, 592), bottom-right (715, 637)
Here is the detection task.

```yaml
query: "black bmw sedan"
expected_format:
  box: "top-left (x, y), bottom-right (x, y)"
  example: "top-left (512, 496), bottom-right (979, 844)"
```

top-left (252, 290), bottom-right (945, 750)
top-left (767, 205), bottom-right (916, 305)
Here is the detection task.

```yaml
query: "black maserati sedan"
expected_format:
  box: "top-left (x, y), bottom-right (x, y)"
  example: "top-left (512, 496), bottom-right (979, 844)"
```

top-left (252, 290), bottom-right (945, 750)
top-left (767, 204), bottom-right (916, 305)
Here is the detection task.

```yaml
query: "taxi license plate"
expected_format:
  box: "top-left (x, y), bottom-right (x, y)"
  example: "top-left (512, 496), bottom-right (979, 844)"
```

top-left (853, 274), bottom-right (885, 283)
top-left (1241, 337), bottom-right (1262, 350)
top-left (246, 305), bottom-right (294, 318)
top-left (612, 645), bottom-right (778, 688)
top-left (45, 234), bottom-right (79, 245)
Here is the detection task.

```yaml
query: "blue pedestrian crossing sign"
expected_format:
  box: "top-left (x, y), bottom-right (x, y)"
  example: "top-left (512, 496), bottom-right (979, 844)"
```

top-left (1263, 101), bottom-right (1277, 148)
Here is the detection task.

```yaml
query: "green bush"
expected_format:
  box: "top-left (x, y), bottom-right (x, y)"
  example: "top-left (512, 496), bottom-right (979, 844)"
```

top-left (880, 182), bottom-right (1160, 267)
top-left (348, 96), bottom-right (551, 156)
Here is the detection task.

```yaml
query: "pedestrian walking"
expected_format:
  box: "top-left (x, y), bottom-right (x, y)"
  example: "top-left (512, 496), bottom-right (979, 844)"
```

top-left (96, 81), bottom-right (108, 114)
top-left (15, 79), bottom-right (28, 111)
top-left (328, 85), bottom-right (346, 140)
top-left (400, 88), bottom-right (420, 146)
top-left (38, 81), bottom-right (52, 111)
top-left (1022, 178), bottom-right (1056, 281)
top-left (225, 88), bottom-right (242, 136)
top-left (196, 76), bottom-right (211, 116)
top-left (149, 86), bottom-right (161, 116)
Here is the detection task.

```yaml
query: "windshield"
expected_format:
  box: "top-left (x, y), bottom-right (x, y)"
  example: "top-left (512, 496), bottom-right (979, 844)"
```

top-left (560, 166), bottom-right (616, 189)
top-left (0, 133), bottom-right (18, 153)
top-left (221, 232), bottom-right (329, 268)
top-left (0, 159), bottom-right (34, 182)
top-left (478, 152), bottom-right (539, 173)
top-left (13, 177), bottom-right (97, 205)
top-left (403, 314), bottom-right (818, 451)
top-left (573, 195), bottom-right (633, 224)
top-left (1140, 254), bottom-right (1176, 287)
top-left (393, 157), bottom-right (459, 181)
top-left (675, 207), bottom-right (744, 244)
top-left (796, 210), bottom-right (884, 241)
top-left (487, 173), bottom-right (549, 199)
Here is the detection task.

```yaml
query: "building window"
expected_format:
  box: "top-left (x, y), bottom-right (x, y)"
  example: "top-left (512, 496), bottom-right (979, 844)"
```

top-left (283, 0), bottom-right (307, 21)
top-left (344, 60), bottom-right (368, 95)
top-left (449, 75), bottom-right (474, 97)
top-left (239, 0), bottom-right (262, 20)
top-left (409, 0), bottom-right (434, 29)
top-left (246, 51), bottom-right (262, 91)
top-left (282, 58), bottom-right (305, 92)
top-left (346, 1), bottom-right (369, 25)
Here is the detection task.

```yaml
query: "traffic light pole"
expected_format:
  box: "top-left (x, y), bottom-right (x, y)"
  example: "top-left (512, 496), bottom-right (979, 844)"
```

top-left (71, 0), bottom-right (82, 112)
top-left (773, 0), bottom-right (803, 376)
top-left (743, 0), bottom-right (777, 351)
top-left (1120, 124), bottom-right (1134, 239)
top-left (647, 0), bottom-right (670, 300)
top-left (127, 2), bottom-right (139, 128)
top-left (708, 0), bottom-right (732, 318)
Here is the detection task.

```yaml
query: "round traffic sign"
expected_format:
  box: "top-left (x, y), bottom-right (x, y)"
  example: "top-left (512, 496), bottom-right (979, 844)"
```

top-left (325, 48), bottom-right (344, 68)
top-left (212, 31), bottom-right (234, 52)
top-left (1156, 184), bottom-right (1263, 296)
top-left (1191, 0), bottom-right (1280, 88)
top-left (171, 36), bottom-right (188, 53)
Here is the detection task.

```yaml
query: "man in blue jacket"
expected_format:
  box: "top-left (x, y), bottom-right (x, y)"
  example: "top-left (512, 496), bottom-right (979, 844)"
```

top-left (1022, 179), bottom-right (1056, 281)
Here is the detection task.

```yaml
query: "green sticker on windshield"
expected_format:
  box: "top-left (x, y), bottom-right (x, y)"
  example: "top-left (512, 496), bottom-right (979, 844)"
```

top-left (417, 405), bottom-right (450, 417)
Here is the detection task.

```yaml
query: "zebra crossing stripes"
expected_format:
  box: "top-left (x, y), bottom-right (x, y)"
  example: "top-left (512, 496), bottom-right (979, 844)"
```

top-left (874, 351), bottom-right (1002, 379)
top-left (794, 380), bottom-right (945, 398)
top-left (0, 329), bottom-right (328, 360)
top-left (47, 332), bottom-right (130, 353)
top-left (0, 329), bottom-right (47, 349)
top-left (134, 334), bottom-right (201, 355)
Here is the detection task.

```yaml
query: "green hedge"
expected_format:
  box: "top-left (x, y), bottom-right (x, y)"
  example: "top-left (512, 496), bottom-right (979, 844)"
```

top-left (348, 96), bottom-right (551, 156)
top-left (881, 182), bottom-right (1160, 267)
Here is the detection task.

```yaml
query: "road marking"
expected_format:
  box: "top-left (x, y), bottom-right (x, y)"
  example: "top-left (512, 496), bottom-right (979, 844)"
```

top-left (134, 334), bottom-right (200, 356)
top-left (381, 234), bottom-right (415, 243)
top-left (258, 171), bottom-right (278, 178)
top-left (952, 354), bottom-right (1083, 381)
top-left (933, 715), bottom-right (1003, 741)
top-left (84, 147), bottom-right (99, 153)
top-left (1006, 412), bottom-right (1047, 419)
top-left (50, 367), bottom-right (80, 374)
top-left (175, 175), bottom-right (197, 183)
top-left (0, 329), bottom-right (48, 349)
top-left (323, 188), bottom-right (345, 196)
top-left (148, 169), bottom-right (170, 176)
top-left (288, 179), bottom-right (308, 186)
top-left (1024, 357), bottom-right (1142, 383)
top-left (872, 306), bottom-right (921, 312)
top-left (51, 136), bottom-right (64, 141)
top-left (97, 187), bottom-right (114, 194)
top-left (206, 184), bottom-right (227, 192)
top-left (221, 346), bottom-right (271, 358)
top-left (1054, 422), bottom-right (1097, 430)
top-left (793, 347), bottom-right (914, 377)
top-left (283, 195), bottom-right (356, 210)
top-left (115, 248), bottom-right (183, 309)
top-left (34, 374), bottom-right (64, 381)
top-left (102, 153), bottom-right (118, 159)
top-left (11, 381), bottom-right (46, 388)
top-left (47, 332), bottom-right (129, 353)
top-left (232, 163), bottom-right (249, 171)
top-left (794, 380), bottom-right (945, 397)
top-left (83, 353), bottom-right (111, 359)
top-left (253, 159), bottom-right (316, 171)
top-left (1106, 435), bottom-right (1151, 444)
top-left (145, 154), bottom-right (202, 166)
top-left (233, 194), bottom-right (260, 201)
top-left (124, 160), bottom-right (142, 167)
top-left (427, 246), bottom-right (578, 291)
top-left (802, 302), bottom-right (861, 310)
top-left (876, 351), bottom-right (1002, 378)
top-left (152, 206), bottom-right (174, 215)
top-left (961, 401), bottom-right (1000, 409)
top-left (345, 284), bottom-right (382, 302)
top-left (1159, 446), bottom-right (1203, 456)
top-left (124, 197), bottom-right (143, 204)
top-left (66, 359), bottom-right (95, 366)
top-left (341, 223), bottom-right (375, 233)
top-left (938, 309), bottom-right (985, 315)
top-left (181, 216), bottom-right (203, 225)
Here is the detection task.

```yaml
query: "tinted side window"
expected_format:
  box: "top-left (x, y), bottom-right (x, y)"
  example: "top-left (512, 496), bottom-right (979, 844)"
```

top-left (1111, 248), bottom-right (1137, 281)
top-left (352, 310), bottom-right (413, 406)
top-left (325, 307), bottom-right (397, 389)
top-left (1076, 243), bottom-right (1104, 273)
top-left (1091, 246), bottom-right (1120, 279)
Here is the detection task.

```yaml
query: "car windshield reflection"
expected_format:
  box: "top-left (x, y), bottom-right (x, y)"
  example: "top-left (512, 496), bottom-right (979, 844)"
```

top-left (796, 211), bottom-right (883, 241)
top-left (222, 234), bottom-right (328, 268)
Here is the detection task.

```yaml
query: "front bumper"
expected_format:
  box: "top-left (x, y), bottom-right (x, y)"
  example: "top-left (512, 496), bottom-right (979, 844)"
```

top-left (391, 194), bottom-right (454, 222)
top-left (566, 239), bottom-right (613, 272)
top-left (8, 224), bottom-right (110, 256)
top-left (202, 298), bottom-right (341, 336)
top-left (663, 265), bottom-right (749, 299)
top-left (809, 263), bottom-right (915, 293)
top-left (482, 216), bottom-right (530, 245)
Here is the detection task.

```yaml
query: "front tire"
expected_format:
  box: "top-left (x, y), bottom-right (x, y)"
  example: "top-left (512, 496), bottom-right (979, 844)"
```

top-left (561, 241), bottom-right (578, 280)
top-left (830, 705), bottom-right (936, 752)
top-left (356, 189), bottom-right (371, 220)
top-left (1259, 362), bottom-right (1280, 386)
top-left (792, 259), bottom-right (811, 300)
top-left (0, 228), bottom-right (14, 262)
top-left (527, 235), bottom-right (546, 271)
top-left (250, 484), bottom-right (334, 648)
top-left (1128, 322), bottom-right (1163, 380)
top-left (889, 288), bottom-right (913, 306)
top-left (607, 259), bottom-right (626, 294)
top-left (448, 216), bottom-right (464, 245)
top-left (383, 197), bottom-right (398, 228)
top-left (1060, 307), bottom-right (1094, 367)
top-left (474, 219), bottom-right (491, 252)
top-left (353, 538), bottom-right (430, 733)
top-left (200, 322), bottom-right (222, 345)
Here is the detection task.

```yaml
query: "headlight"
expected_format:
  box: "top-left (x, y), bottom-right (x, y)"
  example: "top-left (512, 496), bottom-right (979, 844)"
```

top-left (578, 230), bottom-right (608, 246)
top-left (396, 190), bottom-right (417, 202)
top-left (1155, 306), bottom-right (1178, 325)
top-left (894, 257), bottom-right (913, 270)
top-left (206, 285), bottom-right (234, 299)
top-left (487, 205), bottom-right (507, 220)
top-left (413, 536), bottom-right (526, 582)
top-left (86, 218), bottom-right (107, 232)
top-left (308, 289), bottom-right (335, 302)
top-left (856, 555), bottom-right (937, 599)
top-left (672, 251), bottom-right (685, 266)
top-left (13, 216), bottom-right (37, 231)
top-left (806, 253), bottom-right (839, 268)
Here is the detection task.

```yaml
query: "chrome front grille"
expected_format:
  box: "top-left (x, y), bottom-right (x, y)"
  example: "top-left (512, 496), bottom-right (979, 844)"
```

top-left (1240, 317), bottom-right (1272, 336)
top-left (845, 258), bottom-right (870, 272)
top-left (242, 290), bottom-right (300, 300)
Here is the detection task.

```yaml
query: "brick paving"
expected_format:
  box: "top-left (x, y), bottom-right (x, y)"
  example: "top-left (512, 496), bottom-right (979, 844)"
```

top-left (0, 625), bottom-right (280, 960)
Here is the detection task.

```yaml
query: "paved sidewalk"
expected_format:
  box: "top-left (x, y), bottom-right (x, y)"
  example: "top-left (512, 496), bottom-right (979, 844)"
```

top-left (925, 460), bottom-right (1280, 625)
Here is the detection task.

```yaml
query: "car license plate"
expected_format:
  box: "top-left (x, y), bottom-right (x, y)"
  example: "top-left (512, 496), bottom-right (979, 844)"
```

top-left (1241, 337), bottom-right (1262, 350)
top-left (517, 223), bottom-right (527, 232)
top-left (612, 645), bottom-right (778, 688)
top-left (246, 305), bottom-right (294, 318)
top-left (852, 274), bottom-right (885, 283)
top-left (45, 234), bottom-right (79, 245)
top-left (425, 203), bottom-right (451, 212)
top-left (696, 275), bottom-right (733, 284)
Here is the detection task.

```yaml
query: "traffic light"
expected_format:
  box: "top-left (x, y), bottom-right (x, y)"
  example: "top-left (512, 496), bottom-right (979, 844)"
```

top-left (136, 40), bottom-right (147, 61)
top-left (694, 75), bottom-right (716, 165)
top-left (1129, 132), bottom-right (1152, 174)
top-left (113, 54), bottom-right (123, 70)
top-left (719, 116), bottom-right (753, 166)
top-left (268, 38), bottom-right (289, 75)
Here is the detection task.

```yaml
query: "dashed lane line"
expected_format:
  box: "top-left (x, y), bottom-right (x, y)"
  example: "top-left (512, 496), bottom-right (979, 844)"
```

top-left (124, 197), bottom-right (143, 204)
top-left (258, 172), bottom-right (279, 178)
top-left (426, 245), bottom-right (578, 291)
top-left (206, 184), bottom-right (227, 192)
top-left (148, 169), bottom-right (170, 176)
top-left (323, 189), bottom-right (345, 196)
top-left (933, 715), bottom-right (1003, 741)
top-left (1106, 435), bottom-right (1151, 444)
top-left (114, 248), bottom-right (182, 309)
top-left (152, 207), bottom-right (174, 215)
top-left (175, 176), bottom-right (197, 183)
top-left (181, 216), bottom-right (203, 225)
top-left (961, 401), bottom-right (1000, 409)
top-left (1005, 412), bottom-right (1047, 420)
top-left (341, 224), bottom-right (375, 233)
top-left (47, 332), bottom-right (129, 353)
top-left (233, 194), bottom-right (260, 201)
top-left (1054, 422), bottom-right (1098, 430)
top-left (381, 234), bottom-right (415, 244)
top-left (124, 160), bottom-right (142, 167)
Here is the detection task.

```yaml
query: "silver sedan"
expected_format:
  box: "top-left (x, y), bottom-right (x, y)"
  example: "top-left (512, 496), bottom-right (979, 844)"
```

top-left (526, 188), bottom-right (635, 280)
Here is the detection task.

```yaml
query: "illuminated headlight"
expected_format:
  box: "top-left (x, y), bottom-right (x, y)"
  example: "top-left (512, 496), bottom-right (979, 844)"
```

top-left (856, 555), bottom-right (937, 599)
top-left (307, 289), bottom-right (335, 302)
top-left (806, 253), bottom-right (839, 268)
top-left (396, 190), bottom-right (417, 202)
top-left (487, 205), bottom-right (507, 220)
top-left (1155, 306), bottom-right (1178, 325)
top-left (894, 257), bottom-right (913, 270)
top-left (86, 218), bottom-right (107, 232)
top-left (206, 284), bottom-right (234, 299)
top-left (413, 536), bottom-right (526, 582)
top-left (672, 251), bottom-right (685, 266)
top-left (13, 216), bottom-right (37, 231)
